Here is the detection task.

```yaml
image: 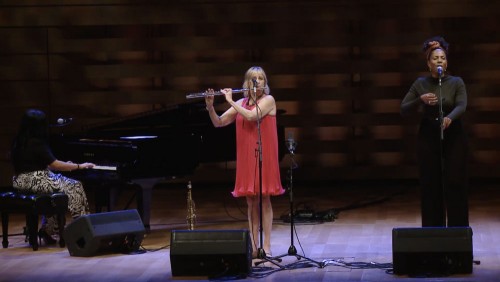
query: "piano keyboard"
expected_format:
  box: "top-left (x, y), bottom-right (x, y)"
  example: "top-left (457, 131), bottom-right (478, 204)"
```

top-left (92, 165), bottom-right (117, 171)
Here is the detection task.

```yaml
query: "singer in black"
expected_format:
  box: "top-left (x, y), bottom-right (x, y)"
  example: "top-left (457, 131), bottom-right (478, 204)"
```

top-left (11, 109), bottom-right (95, 244)
top-left (401, 36), bottom-right (469, 227)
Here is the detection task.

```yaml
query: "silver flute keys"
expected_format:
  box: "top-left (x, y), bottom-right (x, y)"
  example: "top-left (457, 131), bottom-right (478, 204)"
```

top-left (185, 88), bottom-right (250, 99)
top-left (186, 181), bottom-right (196, 230)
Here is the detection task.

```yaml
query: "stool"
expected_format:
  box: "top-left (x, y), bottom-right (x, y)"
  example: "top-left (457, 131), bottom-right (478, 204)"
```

top-left (0, 190), bottom-right (68, 251)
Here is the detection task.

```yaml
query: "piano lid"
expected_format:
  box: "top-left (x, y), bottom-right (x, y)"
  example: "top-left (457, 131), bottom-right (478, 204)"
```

top-left (84, 102), bottom-right (208, 138)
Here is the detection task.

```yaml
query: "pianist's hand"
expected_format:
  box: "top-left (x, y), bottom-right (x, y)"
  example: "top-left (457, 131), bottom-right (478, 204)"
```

top-left (79, 162), bottom-right (95, 169)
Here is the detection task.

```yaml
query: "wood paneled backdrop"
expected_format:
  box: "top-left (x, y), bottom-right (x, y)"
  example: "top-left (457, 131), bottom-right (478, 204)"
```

top-left (1, 0), bottom-right (500, 186)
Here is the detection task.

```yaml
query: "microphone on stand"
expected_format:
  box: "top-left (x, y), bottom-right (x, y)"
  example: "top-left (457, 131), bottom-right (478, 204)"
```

top-left (57, 117), bottom-right (73, 125)
top-left (437, 66), bottom-right (443, 77)
top-left (286, 132), bottom-right (297, 154)
top-left (252, 79), bottom-right (257, 94)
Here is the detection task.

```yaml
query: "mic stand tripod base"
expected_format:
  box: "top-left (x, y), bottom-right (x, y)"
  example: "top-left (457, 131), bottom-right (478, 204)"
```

top-left (257, 248), bottom-right (266, 259)
top-left (272, 242), bottom-right (324, 268)
top-left (272, 250), bottom-right (324, 269)
top-left (254, 248), bottom-right (283, 268)
top-left (288, 245), bottom-right (298, 256)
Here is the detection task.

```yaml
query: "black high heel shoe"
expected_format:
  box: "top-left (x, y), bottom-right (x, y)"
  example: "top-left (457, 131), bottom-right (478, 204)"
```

top-left (38, 228), bottom-right (56, 245)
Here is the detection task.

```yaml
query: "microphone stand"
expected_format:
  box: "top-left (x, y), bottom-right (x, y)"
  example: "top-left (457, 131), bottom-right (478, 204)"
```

top-left (437, 69), bottom-right (447, 226)
top-left (270, 138), bottom-right (323, 268)
top-left (251, 82), bottom-right (283, 268)
top-left (438, 70), bottom-right (444, 141)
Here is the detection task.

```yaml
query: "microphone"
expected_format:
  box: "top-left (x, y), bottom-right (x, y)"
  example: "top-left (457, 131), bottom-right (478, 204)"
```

top-left (437, 66), bottom-right (443, 77)
top-left (57, 117), bottom-right (73, 125)
top-left (286, 132), bottom-right (297, 153)
top-left (252, 79), bottom-right (257, 94)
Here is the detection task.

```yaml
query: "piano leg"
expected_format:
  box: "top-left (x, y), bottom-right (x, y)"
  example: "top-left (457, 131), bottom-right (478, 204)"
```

top-left (94, 180), bottom-right (121, 213)
top-left (132, 178), bottom-right (162, 232)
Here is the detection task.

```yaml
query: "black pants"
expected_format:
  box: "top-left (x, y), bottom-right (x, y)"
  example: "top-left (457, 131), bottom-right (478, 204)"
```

top-left (417, 118), bottom-right (469, 227)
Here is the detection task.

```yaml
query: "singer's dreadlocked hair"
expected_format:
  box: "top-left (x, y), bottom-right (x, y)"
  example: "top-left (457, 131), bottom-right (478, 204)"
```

top-left (422, 36), bottom-right (449, 60)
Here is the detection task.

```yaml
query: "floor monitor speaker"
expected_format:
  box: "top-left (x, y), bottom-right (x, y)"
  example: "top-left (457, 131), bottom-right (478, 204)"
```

top-left (64, 209), bottom-right (145, 257)
top-left (170, 229), bottom-right (251, 278)
top-left (392, 226), bottom-right (473, 276)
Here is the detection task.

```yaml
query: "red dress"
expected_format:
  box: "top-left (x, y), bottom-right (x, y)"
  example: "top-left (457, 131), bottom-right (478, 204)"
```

top-left (232, 98), bottom-right (285, 197)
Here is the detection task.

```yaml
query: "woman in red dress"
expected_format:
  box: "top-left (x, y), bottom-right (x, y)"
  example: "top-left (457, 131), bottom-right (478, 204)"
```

top-left (205, 66), bottom-right (285, 258)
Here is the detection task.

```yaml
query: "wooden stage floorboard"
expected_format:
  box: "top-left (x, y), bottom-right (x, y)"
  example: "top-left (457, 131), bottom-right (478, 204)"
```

top-left (1, 180), bottom-right (499, 281)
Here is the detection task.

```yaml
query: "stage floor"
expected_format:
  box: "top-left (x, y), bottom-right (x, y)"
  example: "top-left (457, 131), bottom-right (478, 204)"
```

top-left (1, 180), bottom-right (499, 281)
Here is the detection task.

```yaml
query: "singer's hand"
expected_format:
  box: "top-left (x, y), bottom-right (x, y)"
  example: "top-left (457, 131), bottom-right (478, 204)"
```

top-left (442, 117), bottom-right (452, 129)
top-left (421, 93), bottom-right (438, 106)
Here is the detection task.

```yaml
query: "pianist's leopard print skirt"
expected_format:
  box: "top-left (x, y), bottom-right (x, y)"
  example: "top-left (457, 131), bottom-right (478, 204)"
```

top-left (13, 170), bottom-right (90, 235)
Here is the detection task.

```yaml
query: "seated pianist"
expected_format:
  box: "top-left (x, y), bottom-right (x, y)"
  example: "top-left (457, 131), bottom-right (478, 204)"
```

top-left (11, 109), bottom-right (95, 244)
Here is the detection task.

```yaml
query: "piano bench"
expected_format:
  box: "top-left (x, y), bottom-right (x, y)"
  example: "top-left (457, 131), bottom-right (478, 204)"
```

top-left (0, 189), bottom-right (68, 251)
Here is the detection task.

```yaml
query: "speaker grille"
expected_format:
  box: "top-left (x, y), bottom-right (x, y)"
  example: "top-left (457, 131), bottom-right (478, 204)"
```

top-left (392, 227), bottom-right (473, 275)
top-left (170, 229), bottom-right (251, 278)
top-left (64, 209), bottom-right (145, 257)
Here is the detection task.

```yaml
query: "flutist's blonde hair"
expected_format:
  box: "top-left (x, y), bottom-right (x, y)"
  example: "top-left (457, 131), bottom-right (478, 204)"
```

top-left (242, 66), bottom-right (270, 97)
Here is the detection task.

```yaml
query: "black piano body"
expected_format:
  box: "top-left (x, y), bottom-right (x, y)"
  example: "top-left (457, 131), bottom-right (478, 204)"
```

top-left (51, 102), bottom-right (286, 230)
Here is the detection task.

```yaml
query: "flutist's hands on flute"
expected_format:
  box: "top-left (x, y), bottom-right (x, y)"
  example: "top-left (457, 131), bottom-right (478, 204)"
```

top-left (204, 88), bottom-right (237, 127)
top-left (204, 88), bottom-right (215, 110)
top-left (220, 88), bottom-right (233, 103)
top-left (205, 88), bottom-right (234, 108)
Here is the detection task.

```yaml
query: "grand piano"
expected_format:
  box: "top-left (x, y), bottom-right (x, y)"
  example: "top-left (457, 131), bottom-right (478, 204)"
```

top-left (51, 101), bottom-right (286, 230)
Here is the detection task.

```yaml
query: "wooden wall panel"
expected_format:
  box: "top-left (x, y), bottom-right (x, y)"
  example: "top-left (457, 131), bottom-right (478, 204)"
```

top-left (1, 0), bottom-right (500, 185)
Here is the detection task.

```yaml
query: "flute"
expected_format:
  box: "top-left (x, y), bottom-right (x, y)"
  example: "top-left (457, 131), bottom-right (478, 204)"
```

top-left (186, 88), bottom-right (253, 99)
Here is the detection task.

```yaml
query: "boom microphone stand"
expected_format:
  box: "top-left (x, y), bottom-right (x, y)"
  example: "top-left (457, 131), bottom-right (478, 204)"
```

top-left (271, 135), bottom-right (322, 268)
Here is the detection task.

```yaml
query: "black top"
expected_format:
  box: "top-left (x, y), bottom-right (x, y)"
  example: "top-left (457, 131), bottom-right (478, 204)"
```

top-left (13, 138), bottom-right (56, 175)
top-left (401, 75), bottom-right (467, 121)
